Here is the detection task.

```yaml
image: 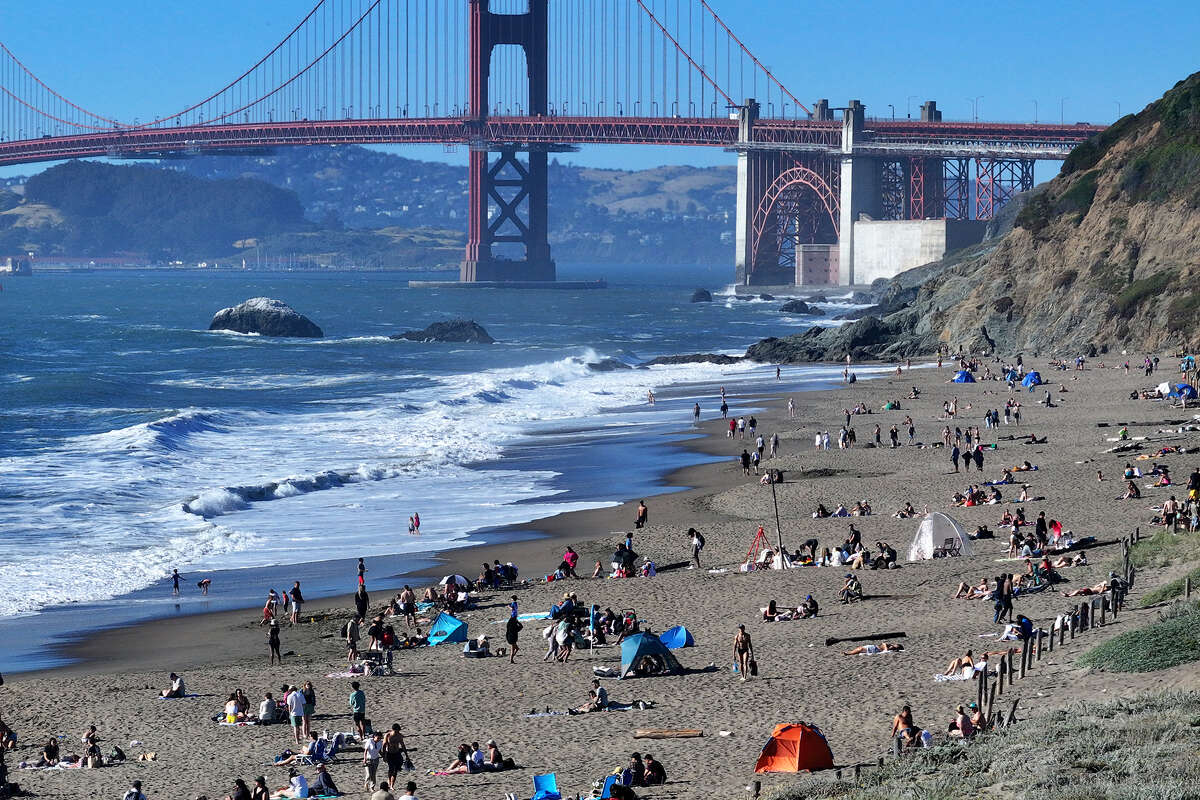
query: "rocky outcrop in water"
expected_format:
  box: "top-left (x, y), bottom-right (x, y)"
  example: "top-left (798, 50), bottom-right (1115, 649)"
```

top-left (779, 299), bottom-right (821, 315)
top-left (640, 353), bottom-right (743, 366)
top-left (587, 357), bottom-right (634, 371)
top-left (690, 288), bottom-right (713, 302)
top-left (209, 297), bottom-right (323, 337)
top-left (391, 319), bottom-right (495, 344)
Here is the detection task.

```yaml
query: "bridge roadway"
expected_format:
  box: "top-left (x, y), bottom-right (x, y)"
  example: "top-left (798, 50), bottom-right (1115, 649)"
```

top-left (0, 116), bottom-right (1103, 168)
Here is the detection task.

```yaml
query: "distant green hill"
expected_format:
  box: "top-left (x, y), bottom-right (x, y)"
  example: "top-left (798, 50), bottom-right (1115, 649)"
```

top-left (0, 146), bottom-right (739, 267)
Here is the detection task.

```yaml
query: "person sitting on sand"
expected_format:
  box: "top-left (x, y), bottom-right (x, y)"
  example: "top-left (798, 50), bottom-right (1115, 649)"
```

top-left (573, 679), bottom-right (610, 714)
top-left (813, 503), bottom-right (831, 518)
top-left (839, 573), bottom-right (863, 603)
top-left (843, 642), bottom-right (903, 655)
top-left (1122, 480), bottom-right (1142, 500)
top-left (833, 503), bottom-right (850, 517)
top-left (277, 768), bottom-right (309, 798)
top-left (871, 541), bottom-right (897, 570)
top-left (310, 763), bottom-right (339, 796)
top-left (224, 778), bottom-right (252, 800)
top-left (31, 737), bottom-right (59, 767)
top-left (893, 501), bottom-right (917, 519)
top-left (762, 599), bottom-right (782, 622)
top-left (949, 704), bottom-right (976, 738)
top-left (159, 672), bottom-right (186, 698)
top-left (890, 705), bottom-right (922, 748)
top-left (943, 649), bottom-right (974, 676)
top-left (798, 595), bottom-right (819, 618)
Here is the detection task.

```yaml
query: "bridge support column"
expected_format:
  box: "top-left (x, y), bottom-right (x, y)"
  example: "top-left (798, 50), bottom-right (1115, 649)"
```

top-left (838, 100), bottom-right (880, 285)
top-left (460, 0), bottom-right (556, 282)
top-left (733, 100), bottom-right (760, 285)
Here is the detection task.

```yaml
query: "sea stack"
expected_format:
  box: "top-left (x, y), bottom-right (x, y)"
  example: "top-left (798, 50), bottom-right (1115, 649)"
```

top-left (208, 297), bottom-right (324, 338)
top-left (391, 319), bottom-right (495, 344)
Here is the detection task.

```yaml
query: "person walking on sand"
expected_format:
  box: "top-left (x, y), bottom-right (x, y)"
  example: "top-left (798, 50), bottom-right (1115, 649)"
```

top-left (349, 681), bottom-right (368, 738)
top-left (289, 581), bottom-right (304, 625)
top-left (721, 399), bottom-right (729, 419)
top-left (787, 397), bottom-right (795, 418)
top-left (268, 620), bottom-right (282, 665)
top-left (505, 611), bottom-right (521, 663)
top-left (689, 527), bottom-right (705, 569)
top-left (635, 500), bottom-right (649, 529)
top-left (122, 780), bottom-right (147, 800)
top-left (770, 431), bottom-right (779, 458)
top-left (171, 568), bottom-right (183, 595)
top-left (381, 724), bottom-right (410, 787)
top-left (732, 624), bottom-right (754, 682)
top-left (950, 444), bottom-right (961, 473)
top-left (399, 585), bottom-right (417, 628)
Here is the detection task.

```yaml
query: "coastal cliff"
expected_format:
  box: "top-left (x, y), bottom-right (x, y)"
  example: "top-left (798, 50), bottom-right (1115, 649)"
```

top-left (748, 71), bottom-right (1200, 363)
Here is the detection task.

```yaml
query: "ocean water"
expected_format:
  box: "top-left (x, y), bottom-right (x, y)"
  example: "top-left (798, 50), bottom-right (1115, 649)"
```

top-left (0, 264), bottom-right (866, 671)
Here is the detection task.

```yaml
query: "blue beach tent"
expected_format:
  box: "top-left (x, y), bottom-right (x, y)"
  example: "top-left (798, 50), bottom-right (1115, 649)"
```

top-left (1022, 371), bottom-right (1042, 388)
top-left (1170, 383), bottom-right (1197, 400)
top-left (1004, 369), bottom-right (1019, 382)
top-left (619, 632), bottom-right (683, 679)
top-left (427, 612), bottom-right (468, 645)
top-left (952, 370), bottom-right (976, 383)
top-left (660, 625), bottom-right (696, 649)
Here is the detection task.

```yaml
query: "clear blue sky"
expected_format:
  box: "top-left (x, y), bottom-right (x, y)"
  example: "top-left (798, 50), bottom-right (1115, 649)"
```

top-left (2, 0), bottom-right (1198, 178)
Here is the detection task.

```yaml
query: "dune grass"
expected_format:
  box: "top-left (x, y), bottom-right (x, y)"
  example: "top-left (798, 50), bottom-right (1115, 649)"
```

top-left (1139, 565), bottom-right (1200, 606)
top-left (1077, 602), bottom-right (1200, 673)
top-left (767, 692), bottom-right (1200, 800)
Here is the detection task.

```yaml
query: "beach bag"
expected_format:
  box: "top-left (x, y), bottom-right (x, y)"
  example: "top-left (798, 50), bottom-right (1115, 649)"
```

top-left (696, 533), bottom-right (705, 549)
top-left (749, 659), bottom-right (759, 676)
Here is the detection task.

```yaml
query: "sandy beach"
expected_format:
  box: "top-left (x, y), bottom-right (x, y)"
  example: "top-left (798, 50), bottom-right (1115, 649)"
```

top-left (4, 356), bottom-right (1199, 799)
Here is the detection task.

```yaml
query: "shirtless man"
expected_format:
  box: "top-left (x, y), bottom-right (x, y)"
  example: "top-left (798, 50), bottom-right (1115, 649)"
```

top-left (382, 723), bottom-right (409, 786)
top-left (398, 585), bottom-right (418, 628)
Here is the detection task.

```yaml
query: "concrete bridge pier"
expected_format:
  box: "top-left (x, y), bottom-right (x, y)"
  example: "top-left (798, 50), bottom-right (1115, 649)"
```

top-left (733, 99), bottom-right (760, 286)
top-left (837, 100), bottom-right (880, 285)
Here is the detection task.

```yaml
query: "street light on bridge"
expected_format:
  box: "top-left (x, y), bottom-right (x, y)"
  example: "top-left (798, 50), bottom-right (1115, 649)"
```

top-left (1059, 97), bottom-right (1068, 125)
top-left (906, 95), bottom-right (917, 119)
top-left (1031, 99), bottom-right (1038, 123)
top-left (966, 95), bottom-right (983, 122)
top-left (887, 103), bottom-right (894, 120)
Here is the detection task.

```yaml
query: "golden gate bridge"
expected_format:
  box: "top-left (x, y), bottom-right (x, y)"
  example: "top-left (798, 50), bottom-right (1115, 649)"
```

top-left (0, 0), bottom-right (1101, 286)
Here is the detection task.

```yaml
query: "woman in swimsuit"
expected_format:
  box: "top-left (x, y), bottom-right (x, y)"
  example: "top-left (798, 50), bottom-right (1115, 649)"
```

top-left (732, 625), bottom-right (754, 681)
top-left (843, 642), bottom-right (903, 655)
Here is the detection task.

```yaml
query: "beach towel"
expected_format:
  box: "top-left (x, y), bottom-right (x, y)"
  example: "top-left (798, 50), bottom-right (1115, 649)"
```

top-left (218, 720), bottom-right (258, 727)
top-left (157, 693), bottom-right (201, 699)
top-left (933, 665), bottom-right (977, 682)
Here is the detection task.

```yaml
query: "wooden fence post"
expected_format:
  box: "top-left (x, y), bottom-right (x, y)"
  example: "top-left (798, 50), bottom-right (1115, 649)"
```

top-left (1006, 697), bottom-right (1019, 725)
top-left (1069, 613), bottom-right (1075, 640)
top-left (987, 681), bottom-right (997, 725)
top-left (997, 656), bottom-right (1006, 694)
top-left (1048, 624), bottom-right (1055, 653)
top-left (1037, 629), bottom-right (1045, 661)
top-left (1020, 638), bottom-right (1030, 679)
top-left (1059, 615), bottom-right (1066, 645)
top-left (1007, 649), bottom-right (1015, 681)
top-left (1187, 577), bottom-right (1193, 599)
top-left (854, 764), bottom-right (861, 780)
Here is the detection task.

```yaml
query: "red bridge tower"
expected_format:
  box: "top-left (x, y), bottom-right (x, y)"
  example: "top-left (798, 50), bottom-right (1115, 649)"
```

top-left (461, 0), bottom-right (555, 283)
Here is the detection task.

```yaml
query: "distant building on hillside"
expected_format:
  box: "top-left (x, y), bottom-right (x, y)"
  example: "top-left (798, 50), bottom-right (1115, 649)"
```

top-left (0, 256), bottom-right (32, 275)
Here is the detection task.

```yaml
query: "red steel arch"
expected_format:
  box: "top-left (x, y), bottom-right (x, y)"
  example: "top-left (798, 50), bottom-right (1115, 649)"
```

top-left (750, 163), bottom-right (839, 274)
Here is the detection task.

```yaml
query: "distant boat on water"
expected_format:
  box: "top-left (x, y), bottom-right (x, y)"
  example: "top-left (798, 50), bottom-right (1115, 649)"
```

top-left (0, 256), bottom-right (32, 276)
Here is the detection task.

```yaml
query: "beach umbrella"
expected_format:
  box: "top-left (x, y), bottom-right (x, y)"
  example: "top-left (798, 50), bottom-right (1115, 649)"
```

top-left (439, 574), bottom-right (469, 586)
top-left (1170, 383), bottom-right (1197, 400)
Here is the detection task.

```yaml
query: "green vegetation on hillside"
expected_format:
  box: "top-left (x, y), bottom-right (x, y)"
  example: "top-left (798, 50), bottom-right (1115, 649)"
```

top-left (1078, 603), bottom-right (1200, 672)
top-left (2, 160), bottom-right (311, 259)
top-left (768, 692), bottom-right (1200, 800)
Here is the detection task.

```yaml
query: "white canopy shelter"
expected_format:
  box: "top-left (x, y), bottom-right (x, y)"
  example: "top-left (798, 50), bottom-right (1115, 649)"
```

top-left (908, 512), bottom-right (973, 561)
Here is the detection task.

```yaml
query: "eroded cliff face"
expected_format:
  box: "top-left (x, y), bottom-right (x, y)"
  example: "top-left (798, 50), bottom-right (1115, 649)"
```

top-left (748, 72), bottom-right (1200, 363)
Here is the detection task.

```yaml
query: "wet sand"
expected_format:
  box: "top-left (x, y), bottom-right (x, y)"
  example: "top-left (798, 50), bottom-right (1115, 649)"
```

top-left (4, 358), bottom-right (1199, 799)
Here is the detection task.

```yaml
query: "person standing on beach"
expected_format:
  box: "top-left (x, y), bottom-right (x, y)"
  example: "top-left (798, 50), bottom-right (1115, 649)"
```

top-left (349, 681), bottom-right (368, 738)
top-left (413, 512), bottom-right (421, 533)
top-left (505, 612), bottom-right (521, 663)
top-left (787, 397), bottom-right (795, 418)
top-left (950, 444), bottom-right (961, 473)
top-left (776, 366), bottom-right (781, 381)
top-left (285, 685), bottom-right (304, 744)
top-left (740, 450), bottom-right (752, 476)
top-left (268, 621), bottom-right (282, 665)
top-left (770, 432), bottom-right (779, 458)
top-left (171, 569), bottom-right (183, 595)
top-left (358, 558), bottom-right (367, 585)
top-left (693, 403), bottom-right (701, 424)
top-left (732, 625), bottom-right (754, 682)
top-left (300, 680), bottom-right (317, 738)
top-left (346, 616), bottom-right (361, 663)
top-left (355, 584), bottom-right (370, 620)
top-left (400, 586), bottom-right (417, 628)
top-left (289, 582), bottom-right (304, 625)
top-left (635, 500), bottom-right (648, 529)
top-left (122, 780), bottom-right (147, 800)
top-left (362, 731), bottom-right (384, 792)
top-left (690, 528), bottom-right (705, 568)
top-left (382, 724), bottom-right (410, 785)
top-left (737, 416), bottom-right (746, 439)
top-left (756, 434), bottom-right (765, 459)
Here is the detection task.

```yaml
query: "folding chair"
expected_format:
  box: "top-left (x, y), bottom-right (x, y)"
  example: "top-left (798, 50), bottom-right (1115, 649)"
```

top-left (532, 772), bottom-right (562, 800)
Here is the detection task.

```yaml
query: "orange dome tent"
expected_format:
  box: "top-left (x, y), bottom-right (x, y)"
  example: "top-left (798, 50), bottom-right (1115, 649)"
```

top-left (753, 722), bottom-right (834, 773)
